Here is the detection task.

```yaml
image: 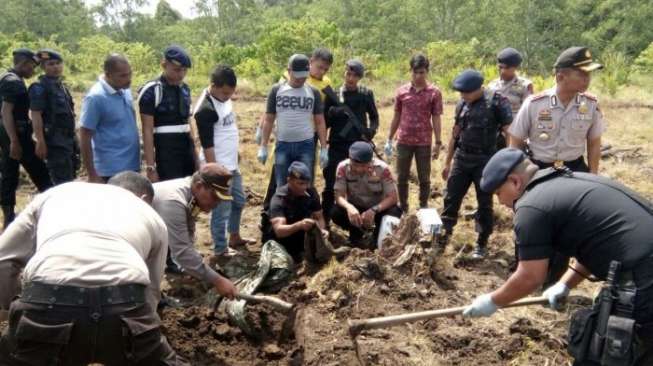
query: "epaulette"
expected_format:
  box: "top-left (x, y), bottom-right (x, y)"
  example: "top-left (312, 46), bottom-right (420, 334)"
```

top-left (581, 92), bottom-right (598, 102)
top-left (531, 92), bottom-right (549, 101)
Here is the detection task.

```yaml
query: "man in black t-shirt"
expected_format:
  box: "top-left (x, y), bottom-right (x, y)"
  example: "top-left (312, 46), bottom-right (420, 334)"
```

top-left (462, 148), bottom-right (653, 365)
top-left (261, 161), bottom-right (328, 262)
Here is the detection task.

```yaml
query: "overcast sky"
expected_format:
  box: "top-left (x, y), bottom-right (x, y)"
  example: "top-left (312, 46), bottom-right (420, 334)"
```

top-left (85, 0), bottom-right (197, 19)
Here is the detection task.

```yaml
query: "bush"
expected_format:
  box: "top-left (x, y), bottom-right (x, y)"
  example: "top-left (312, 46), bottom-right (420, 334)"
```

top-left (634, 42), bottom-right (653, 72)
top-left (597, 50), bottom-right (631, 96)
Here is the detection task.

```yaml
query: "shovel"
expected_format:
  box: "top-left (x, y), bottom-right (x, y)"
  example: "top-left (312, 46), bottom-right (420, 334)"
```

top-left (348, 296), bottom-right (549, 338)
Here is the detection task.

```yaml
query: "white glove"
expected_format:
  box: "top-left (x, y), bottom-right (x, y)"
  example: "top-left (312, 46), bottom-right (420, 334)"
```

top-left (257, 146), bottom-right (268, 164)
top-left (255, 125), bottom-right (262, 145)
top-left (384, 140), bottom-right (393, 158)
top-left (463, 293), bottom-right (498, 318)
top-left (542, 282), bottom-right (570, 310)
top-left (319, 147), bottom-right (329, 169)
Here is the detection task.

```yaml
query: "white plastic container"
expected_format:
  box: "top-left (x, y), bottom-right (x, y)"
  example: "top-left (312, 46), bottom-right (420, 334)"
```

top-left (376, 215), bottom-right (401, 249)
top-left (416, 208), bottom-right (443, 236)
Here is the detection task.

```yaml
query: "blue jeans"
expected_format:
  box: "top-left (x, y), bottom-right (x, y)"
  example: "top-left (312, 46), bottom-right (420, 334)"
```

top-left (210, 170), bottom-right (246, 254)
top-left (274, 138), bottom-right (315, 187)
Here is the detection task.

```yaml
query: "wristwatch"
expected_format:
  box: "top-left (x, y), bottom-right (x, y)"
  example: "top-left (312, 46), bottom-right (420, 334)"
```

top-left (435, 140), bottom-right (443, 145)
top-left (145, 164), bottom-right (156, 172)
top-left (371, 205), bottom-right (380, 213)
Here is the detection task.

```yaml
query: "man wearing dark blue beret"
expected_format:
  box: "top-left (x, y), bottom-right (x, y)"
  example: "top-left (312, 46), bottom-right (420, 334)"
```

top-left (438, 69), bottom-right (512, 259)
top-left (488, 47), bottom-right (533, 149)
top-left (138, 45), bottom-right (197, 184)
top-left (29, 48), bottom-right (78, 185)
top-left (463, 147), bottom-right (653, 365)
top-left (0, 48), bottom-right (52, 228)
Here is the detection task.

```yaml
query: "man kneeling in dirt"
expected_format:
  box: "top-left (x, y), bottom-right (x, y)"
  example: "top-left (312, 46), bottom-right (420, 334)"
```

top-left (463, 148), bottom-right (653, 365)
top-left (0, 172), bottom-right (189, 365)
top-left (332, 141), bottom-right (402, 247)
top-left (261, 161), bottom-right (329, 263)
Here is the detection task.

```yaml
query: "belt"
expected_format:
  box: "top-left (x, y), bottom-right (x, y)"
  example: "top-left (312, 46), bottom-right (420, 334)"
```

top-left (21, 282), bottom-right (146, 307)
top-left (533, 156), bottom-right (583, 168)
top-left (458, 146), bottom-right (493, 155)
top-left (153, 124), bottom-right (190, 134)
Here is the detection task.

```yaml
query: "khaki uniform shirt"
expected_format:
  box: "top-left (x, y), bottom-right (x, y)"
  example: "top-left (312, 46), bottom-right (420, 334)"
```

top-left (0, 182), bottom-right (168, 311)
top-left (488, 76), bottom-right (533, 115)
top-left (509, 87), bottom-right (605, 163)
top-left (152, 178), bottom-right (221, 285)
top-left (334, 158), bottom-right (396, 209)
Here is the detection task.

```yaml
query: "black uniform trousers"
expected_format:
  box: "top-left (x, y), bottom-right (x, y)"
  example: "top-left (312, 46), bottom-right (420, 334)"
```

top-left (321, 141), bottom-right (355, 222)
top-left (154, 132), bottom-right (195, 181)
top-left (45, 126), bottom-right (76, 185)
top-left (441, 151), bottom-right (493, 238)
top-left (331, 203), bottom-right (402, 246)
top-left (0, 122), bottom-right (51, 206)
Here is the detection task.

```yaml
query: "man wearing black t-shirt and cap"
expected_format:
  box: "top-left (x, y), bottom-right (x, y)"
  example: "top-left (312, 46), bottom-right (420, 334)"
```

top-left (463, 147), bottom-right (653, 365)
top-left (261, 161), bottom-right (328, 262)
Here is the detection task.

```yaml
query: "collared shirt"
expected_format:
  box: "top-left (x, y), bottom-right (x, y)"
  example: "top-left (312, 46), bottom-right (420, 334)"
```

top-left (509, 87), bottom-right (605, 163)
top-left (0, 69), bottom-right (30, 122)
top-left (334, 158), bottom-right (396, 209)
top-left (193, 89), bottom-right (239, 171)
top-left (152, 178), bottom-right (222, 285)
top-left (487, 76), bottom-right (533, 115)
top-left (394, 83), bottom-right (443, 146)
top-left (0, 182), bottom-right (168, 311)
top-left (80, 76), bottom-right (140, 177)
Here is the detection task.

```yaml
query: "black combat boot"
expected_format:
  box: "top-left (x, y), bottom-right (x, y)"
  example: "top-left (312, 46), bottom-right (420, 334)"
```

top-left (471, 234), bottom-right (489, 259)
top-left (2, 205), bottom-right (15, 229)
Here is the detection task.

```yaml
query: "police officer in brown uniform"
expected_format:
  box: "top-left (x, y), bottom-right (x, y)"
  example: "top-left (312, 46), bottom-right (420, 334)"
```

top-left (509, 47), bottom-right (604, 173)
top-left (332, 141), bottom-right (402, 246)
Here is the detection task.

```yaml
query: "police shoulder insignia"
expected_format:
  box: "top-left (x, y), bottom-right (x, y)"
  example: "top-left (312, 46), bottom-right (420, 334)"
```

top-left (582, 92), bottom-right (598, 102)
top-left (531, 93), bottom-right (548, 102)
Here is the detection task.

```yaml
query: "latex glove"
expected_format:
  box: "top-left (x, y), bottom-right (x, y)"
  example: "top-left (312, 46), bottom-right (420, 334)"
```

top-left (542, 282), bottom-right (570, 310)
top-left (319, 147), bottom-right (329, 169)
top-left (463, 293), bottom-right (498, 318)
top-left (255, 125), bottom-right (262, 145)
top-left (257, 146), bottom-right (268, 164)
top-left (384, 140), bottom-right (393, 158)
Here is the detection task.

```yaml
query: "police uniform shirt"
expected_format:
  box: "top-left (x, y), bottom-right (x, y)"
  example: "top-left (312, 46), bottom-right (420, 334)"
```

top-left (509, 87), bottom-right (605, 163)
top-left (152, 177), bottom-right (223, 285)
top-left (327, 86), bottom-right (379, 142)
top-left (487, 76), bottom-right (532, 115)
top-left (0, 69), bottom-right (30, 122)
top-left (514, 171), bottom-right (653, 279)
top-left (455, 91), bottom-right (513, 153)
top-left (28, 76), bottom-right (75, 128)
top-left (268, 185), bottom-right (322, 225)
top-left (265, 81), bottom-right (323, 143)
top-left (138, 76), bottom-right (192, 130)
top-left (0, 182), bottom-right (168, 311)
top-left (334, 158), bottom-right (396, 209)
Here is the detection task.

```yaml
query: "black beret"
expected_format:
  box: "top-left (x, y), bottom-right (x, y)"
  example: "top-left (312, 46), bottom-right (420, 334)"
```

top-left (349, 141), bottom-right (373, 163)
top-left (12, 48), bottom-right (39, 63)
top-left (164, 45), bottom-right (192, 68)
top-left (452, 69), bottom-right (484, 92)
top-left (37, 49), bottom-right (63, 62)
top-left (554, 47), bottom-right (603, 72)
top-left (497, 47), bottom-right (522, 67)
top-left (346, 59), bottom-right (365, 77)
top-left (480, 148), bottom-right (527, 193)
top-left (288, 161), bottom-right (311, 181)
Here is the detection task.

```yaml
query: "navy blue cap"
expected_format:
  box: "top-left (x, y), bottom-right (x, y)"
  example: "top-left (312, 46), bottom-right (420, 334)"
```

top-left (497, 48), bottom-right (523, 67)
top-left (346, 59), bottom-right (365, 77)
top-left (288, 54), bottom-right (310, 78)
top-left (12, 48), bottom-right (39, 63)
top-left (452, 69), bottom-right (484, 92)
top-left (37, 49), bottom-right (63, 62)
top-left (349, 141), bottom-right (373, 163)
top-left (480, 148), bottom-right (527, 193)
top-left (288, 161), bottom-right (311, 181)
top-left (164, 45), bottom-right (191, 68)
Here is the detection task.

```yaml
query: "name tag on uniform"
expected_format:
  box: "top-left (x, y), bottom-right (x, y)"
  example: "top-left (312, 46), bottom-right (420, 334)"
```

top-left (575, 113), bottom-right (591, 120)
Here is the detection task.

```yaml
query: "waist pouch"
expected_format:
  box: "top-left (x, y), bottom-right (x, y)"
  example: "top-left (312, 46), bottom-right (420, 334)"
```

top-left (601, 315), bottom-right (637, 366)
top-left (568, 307), bottom-right (598, 361)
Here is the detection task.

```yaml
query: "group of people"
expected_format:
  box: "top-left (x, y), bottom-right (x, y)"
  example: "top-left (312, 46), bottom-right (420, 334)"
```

top-left (0, 41), bottom-right (650, 366)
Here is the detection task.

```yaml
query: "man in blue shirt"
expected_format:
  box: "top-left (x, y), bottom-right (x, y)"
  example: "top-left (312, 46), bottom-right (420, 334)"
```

top-left (80, 54), bottom-right (140, 182)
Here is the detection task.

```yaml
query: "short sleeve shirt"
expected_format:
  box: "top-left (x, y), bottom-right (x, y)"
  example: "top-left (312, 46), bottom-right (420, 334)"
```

top-left (334, 158), bottom-right (396, 209)
top-left (488, 76), bottom-right (533, 115)
top-left (509, 88), bottom-right (605, 163)
top-left (394, 83), bottom-right (443, 146)
top-left (0, 70), bottom-right (30, 121)
top-left (266, 82), bottom-right (323, 142)
top-left (269, 185), bottom-right (322, 224)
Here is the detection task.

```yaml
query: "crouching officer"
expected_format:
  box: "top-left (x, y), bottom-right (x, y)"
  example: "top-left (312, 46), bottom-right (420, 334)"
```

top-left (463, 148), bottom-right (653, 366)
top-left (29, 49), bottom-right (77, 185)
top-left (261, 161), bottom-right (328, 263)
top-left (331, 141), bottom-right (402, 247)
top-left (0, 173), bottom-right (189, 365)
top-left (0, 48), bottom-right (52, 228)
top-left (439, 70), bottom-right (512, 258)
top-left (138, 45), bottom-right (197, 183)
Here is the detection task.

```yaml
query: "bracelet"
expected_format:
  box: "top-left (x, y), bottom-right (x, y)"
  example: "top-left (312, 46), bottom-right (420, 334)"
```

top-left (145, 164), bottom-right (156, 172)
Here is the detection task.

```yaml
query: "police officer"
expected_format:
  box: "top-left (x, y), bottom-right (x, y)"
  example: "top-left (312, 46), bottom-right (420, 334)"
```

top-left (261, 161), bottom-right (328, 263)
top-left (509, 47), bottom-right (604, 173)
top-left (463, 148), bottom-right (653, 365)
top-left (0, 48), bottom-right (52, 228)
top-left (29, 49), bottom-right (77, 185)
top-left (488, 47), bottom-right (533, 149)
top-left (138, 45), bottom-right (197, 183)
top-left (322, 60), bottom-right (379, 222)
top-left (331, 141), bottom-right (401, 246)
top-left (439, 70), bottom-right (512, 258)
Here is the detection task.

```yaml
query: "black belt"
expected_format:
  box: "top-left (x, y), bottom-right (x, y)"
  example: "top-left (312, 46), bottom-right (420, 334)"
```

top-left (532, 156), bottom-right (584, 169)
top-left (21, 282), bottom-right (146, 307)
top-left (458, 146), bottom-right (493, 155)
